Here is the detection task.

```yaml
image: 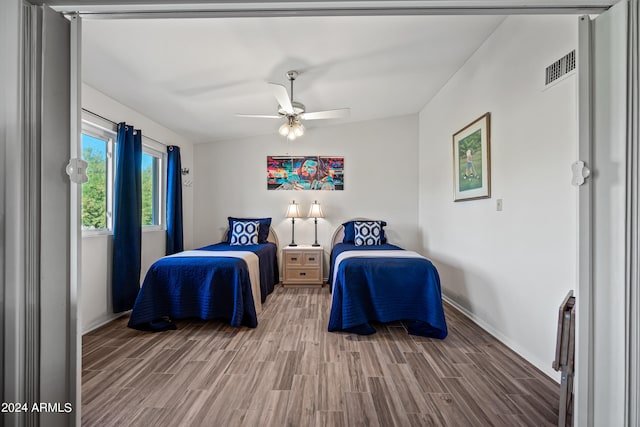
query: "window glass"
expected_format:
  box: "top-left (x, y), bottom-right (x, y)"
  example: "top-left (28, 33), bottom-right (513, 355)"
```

top-left (141, 151), bottom-right (161, 227)
top-left (81, 132), bottom-right (110, 231)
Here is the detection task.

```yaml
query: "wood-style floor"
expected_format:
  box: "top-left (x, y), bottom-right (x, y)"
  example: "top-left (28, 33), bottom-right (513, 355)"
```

top-left (82, 286), bottom-right (560, 426)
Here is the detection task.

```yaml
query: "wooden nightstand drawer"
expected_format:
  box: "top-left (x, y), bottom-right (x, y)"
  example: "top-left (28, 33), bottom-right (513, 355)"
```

top-left (285, 251), bottom-right (304, 266)
top-left (303, 253), bottom-right (320, 266)
top-left (285, 268), bottom-right (321, 282)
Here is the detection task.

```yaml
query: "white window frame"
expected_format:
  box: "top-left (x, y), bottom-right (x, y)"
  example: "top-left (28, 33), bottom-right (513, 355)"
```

top-left (80, 114), bottom-right (168, 235)
top-left (80, 118), bottom-right (116, 236)
top-left (141, 141), bottom-right (167, 232)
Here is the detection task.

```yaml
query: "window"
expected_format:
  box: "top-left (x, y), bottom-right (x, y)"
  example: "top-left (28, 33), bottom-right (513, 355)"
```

top-left (81, 121), bottom-right (114, 232)
top-left (81, 115), bottom-right (166, 234)
top-left (141, 146), bottom-right (165, 229)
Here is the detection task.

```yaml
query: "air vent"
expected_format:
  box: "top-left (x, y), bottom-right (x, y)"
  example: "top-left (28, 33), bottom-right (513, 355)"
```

top-left (545, 50), bottom-right (576, 86)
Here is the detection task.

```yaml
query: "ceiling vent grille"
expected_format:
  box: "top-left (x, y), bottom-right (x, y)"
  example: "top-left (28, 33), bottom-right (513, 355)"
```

top-left (545, 50), bottom-right (576, 86)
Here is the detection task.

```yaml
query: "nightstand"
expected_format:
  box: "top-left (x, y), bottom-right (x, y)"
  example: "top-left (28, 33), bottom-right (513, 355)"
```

top-left (282, 245), bottom-right (324, 287)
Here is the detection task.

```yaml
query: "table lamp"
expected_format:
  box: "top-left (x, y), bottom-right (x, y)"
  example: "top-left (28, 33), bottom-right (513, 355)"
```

top-left (307, 200), bottom-right (324, 247)
top-left (285, 200), bottom-right (302, 246)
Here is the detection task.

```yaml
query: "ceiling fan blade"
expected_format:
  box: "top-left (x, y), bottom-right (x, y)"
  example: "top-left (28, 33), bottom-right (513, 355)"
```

top-left (236, 114), bottom-right (282, 119)
top-left (268, 83), bottom-right (294, 114)
top-left (299, 108), bottom-right (351, 120)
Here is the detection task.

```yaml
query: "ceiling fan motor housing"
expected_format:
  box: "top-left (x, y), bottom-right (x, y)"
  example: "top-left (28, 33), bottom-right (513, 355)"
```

top-left (279, 101), bottom-right (305, 116)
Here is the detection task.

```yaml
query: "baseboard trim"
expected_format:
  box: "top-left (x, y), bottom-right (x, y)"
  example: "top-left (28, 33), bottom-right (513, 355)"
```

top-left (83, 311), bottom-right (129, 335)
top-left (442, 294), bottom-right (560, 382)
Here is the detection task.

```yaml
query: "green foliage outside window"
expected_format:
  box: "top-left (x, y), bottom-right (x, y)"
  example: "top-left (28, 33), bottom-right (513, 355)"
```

top-left (82, 136), bottom-right (107, 230)
top-left (141, 160), bottom-right (154, 226)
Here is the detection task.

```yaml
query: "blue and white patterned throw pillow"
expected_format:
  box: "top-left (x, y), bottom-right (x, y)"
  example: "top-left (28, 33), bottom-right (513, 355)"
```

top-left (354, 221), bottom-right (382, 246)
top-left (230, 220), bottom-right (260, 246)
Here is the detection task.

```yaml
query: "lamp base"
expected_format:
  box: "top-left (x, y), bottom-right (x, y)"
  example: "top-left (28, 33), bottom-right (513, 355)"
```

top-left (289, 243), bottom-right (298, 247)
top-left (312, 243), bottom-right (320, 247)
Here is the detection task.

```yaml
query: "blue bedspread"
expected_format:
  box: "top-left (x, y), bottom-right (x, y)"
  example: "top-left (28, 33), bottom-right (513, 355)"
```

top-left (328, 243), bottom-right (448, 339)
top-left (128, 242), bottom-right (278, 331)
top-left (197, 242), bottom-right (279, 302)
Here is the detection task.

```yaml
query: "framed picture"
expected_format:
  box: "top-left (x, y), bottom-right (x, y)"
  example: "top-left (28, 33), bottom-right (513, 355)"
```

top-left (452, 113), bottom-right (491, 201)
top-left (267, 156), bottom-right (344, 190)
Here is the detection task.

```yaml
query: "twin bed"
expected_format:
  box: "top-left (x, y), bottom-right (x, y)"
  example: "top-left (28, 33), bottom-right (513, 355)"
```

top-left (128, 218), bottom-right (279, 331)
top-left (128, 217), bottom-right (446, 340)
top-left (327, 219), bottom-right (448, 339)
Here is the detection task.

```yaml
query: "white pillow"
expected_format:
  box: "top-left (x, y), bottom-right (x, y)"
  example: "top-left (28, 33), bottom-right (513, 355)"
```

top-left (230, 220), bottom-right (260, 246)
top-left (354, 221), bottom-right (382, 246)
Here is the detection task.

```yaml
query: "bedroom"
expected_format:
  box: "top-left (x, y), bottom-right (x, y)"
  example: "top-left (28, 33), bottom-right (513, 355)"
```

top-left (77, 9), bottom-right (579, 425)
top-left (1, 0), bottom-right (636, 426)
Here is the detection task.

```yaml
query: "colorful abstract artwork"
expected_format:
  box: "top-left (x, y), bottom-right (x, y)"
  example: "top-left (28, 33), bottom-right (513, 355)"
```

top-left (267, 156), bottom-right (344, 190)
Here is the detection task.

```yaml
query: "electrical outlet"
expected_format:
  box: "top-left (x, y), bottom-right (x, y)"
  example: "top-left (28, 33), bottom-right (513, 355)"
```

top-left (496, 199), bottom-right (503, 211)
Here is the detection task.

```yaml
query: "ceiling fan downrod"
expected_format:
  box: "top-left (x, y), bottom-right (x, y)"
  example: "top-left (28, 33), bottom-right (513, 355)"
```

top-left (286, 70), bottom-right (298, 103)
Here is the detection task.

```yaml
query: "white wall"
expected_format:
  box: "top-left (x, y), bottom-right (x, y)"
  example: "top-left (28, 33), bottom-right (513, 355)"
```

top-left (418, 15), bottom-right (578, 379)
top-left (81, 84), bottom-right (195, 333)
top-left (193, 115), bottom-right (419, 278)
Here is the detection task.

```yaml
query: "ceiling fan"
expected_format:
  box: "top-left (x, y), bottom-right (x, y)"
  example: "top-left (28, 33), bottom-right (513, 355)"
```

top-left (237, 70), bottom-right (350, 140)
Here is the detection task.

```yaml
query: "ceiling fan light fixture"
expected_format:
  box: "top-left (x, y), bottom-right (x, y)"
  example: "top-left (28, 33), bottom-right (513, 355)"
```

top-left (278, 122), bottom-right (291, 136)
top-left (293, 120), bottom-right (305, 137)
top-left (286, 130), bottom-right (297, 141)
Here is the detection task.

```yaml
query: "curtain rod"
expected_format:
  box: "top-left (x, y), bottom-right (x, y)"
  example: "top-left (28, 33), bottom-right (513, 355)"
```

top-left (81, 108), bottom-right (166, 147)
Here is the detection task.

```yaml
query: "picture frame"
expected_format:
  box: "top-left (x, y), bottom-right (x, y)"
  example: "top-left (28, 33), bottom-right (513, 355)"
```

top-left (452, 112), bottom-right (491, 201)
top-left (267, 156), bottom-right (344, 190)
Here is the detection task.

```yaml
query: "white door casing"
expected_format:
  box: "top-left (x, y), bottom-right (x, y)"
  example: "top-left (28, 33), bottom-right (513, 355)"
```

top-left (576, 1), bottom-right (632, 425)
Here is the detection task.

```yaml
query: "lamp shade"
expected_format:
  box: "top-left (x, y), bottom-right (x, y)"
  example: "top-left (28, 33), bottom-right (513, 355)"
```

top-left (279, 117), bottom-right (305, 140)
top-left (285, 200), bottom-right (302, 218)
top-left (278, 122), bottom-right (291, 136)
top-left (308, 200), bottom-right (324, 218)
top-left (293, 120), bottom-right (305, 137)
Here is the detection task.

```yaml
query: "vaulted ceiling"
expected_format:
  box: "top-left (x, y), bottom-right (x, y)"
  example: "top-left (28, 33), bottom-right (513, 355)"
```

top-left (76, 0), bottom-right (612, 144)
top-left (83, 15), bottom-right (512, 143)
top-left (62, 0), bottom-right (619, 143)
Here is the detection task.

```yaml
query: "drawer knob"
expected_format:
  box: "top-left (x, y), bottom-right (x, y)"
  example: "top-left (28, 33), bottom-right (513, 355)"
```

top-left (309, 257), bottom-right (315, 261)
top-left (291, 257), bottom-right (298, 261)
top-left (300, 272), bottom-right (306, 276)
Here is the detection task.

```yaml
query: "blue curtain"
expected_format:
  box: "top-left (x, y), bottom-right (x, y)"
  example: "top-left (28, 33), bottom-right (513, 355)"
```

top-left (166, 146), bottom-right (184, 255)
top-left (112, 123), bottom-right (142, 313)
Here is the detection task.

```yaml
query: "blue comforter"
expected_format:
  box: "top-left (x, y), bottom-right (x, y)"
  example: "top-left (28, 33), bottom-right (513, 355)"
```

top-left (328, 243), bottom-right (448, 339)
top-left (128, 242), bottom-right (278, 331)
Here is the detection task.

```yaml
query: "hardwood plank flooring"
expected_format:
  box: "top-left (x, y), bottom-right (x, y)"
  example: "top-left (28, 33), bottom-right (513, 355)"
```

top-left (82, 286), bottom-right (559, 426)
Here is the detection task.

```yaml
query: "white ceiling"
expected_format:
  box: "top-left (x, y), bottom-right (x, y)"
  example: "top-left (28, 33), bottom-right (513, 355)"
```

top-left (82, 15), bottom-right (507, 143)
